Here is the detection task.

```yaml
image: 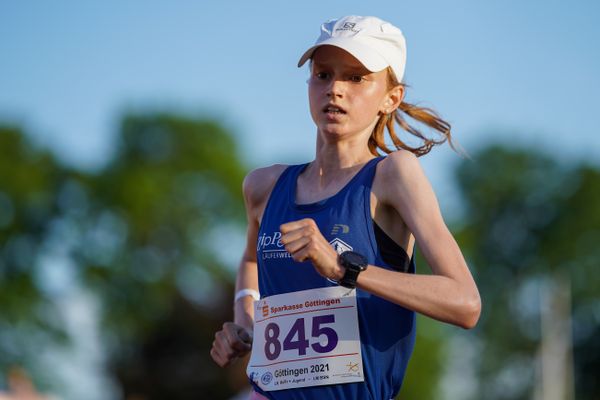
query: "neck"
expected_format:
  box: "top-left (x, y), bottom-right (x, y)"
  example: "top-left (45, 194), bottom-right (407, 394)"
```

top-left (306, 131), bottom-right (375, 187)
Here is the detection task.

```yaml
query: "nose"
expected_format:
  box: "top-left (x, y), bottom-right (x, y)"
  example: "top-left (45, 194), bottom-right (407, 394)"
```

top-left (326, 79), bottom-right (346, 98)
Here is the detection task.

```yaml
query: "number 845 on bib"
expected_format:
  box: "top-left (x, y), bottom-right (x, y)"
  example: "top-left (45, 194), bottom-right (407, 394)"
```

top-left (247, 286), bottom-right (365, 391)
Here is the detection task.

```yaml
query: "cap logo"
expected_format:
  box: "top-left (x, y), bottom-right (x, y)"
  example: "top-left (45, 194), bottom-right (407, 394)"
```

top-left (336, 22), bottom-right (359, 33)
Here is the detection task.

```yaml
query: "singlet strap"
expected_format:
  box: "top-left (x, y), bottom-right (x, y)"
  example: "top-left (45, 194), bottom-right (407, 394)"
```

top-left (290, 156), bottom-right (385, 213)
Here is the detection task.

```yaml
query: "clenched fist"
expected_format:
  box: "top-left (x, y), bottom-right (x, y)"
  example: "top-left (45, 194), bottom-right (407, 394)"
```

top-left (210, 322), bottom-right (253, 367)
top-left (280, 218), bottom-right (344, 281)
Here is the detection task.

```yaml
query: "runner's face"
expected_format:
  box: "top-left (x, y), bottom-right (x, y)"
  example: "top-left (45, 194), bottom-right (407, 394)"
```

top-left (308, 46), bottom-right (391, 141)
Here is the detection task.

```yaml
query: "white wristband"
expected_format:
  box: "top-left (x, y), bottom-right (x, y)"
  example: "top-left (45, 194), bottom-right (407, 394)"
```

top-left (234, 288), bottom-right (260, 302)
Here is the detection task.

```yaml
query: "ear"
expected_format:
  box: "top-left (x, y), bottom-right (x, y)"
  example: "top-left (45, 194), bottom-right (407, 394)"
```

top-left (379, 85), bottom-right (405, 114)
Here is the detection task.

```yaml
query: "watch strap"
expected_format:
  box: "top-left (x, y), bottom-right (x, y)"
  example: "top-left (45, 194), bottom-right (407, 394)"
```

top-left (339, 268), bottom-right (361, 289)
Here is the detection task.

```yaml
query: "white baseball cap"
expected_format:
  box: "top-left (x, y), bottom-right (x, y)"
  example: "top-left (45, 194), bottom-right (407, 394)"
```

top-left (297, 15), bottom-right (407, 82)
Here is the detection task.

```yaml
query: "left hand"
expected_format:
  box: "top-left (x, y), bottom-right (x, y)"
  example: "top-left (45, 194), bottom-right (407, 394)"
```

top-left (280, 218), bottom-right (344, 281)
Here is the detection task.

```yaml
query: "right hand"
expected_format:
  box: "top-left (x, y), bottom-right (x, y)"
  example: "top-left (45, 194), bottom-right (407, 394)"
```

top-left (210, 322), bottom-right (253, 367)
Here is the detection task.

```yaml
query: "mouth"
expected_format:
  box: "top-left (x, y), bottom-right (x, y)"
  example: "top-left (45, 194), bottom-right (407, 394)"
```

top-left (323, 104), bottom-right (347, 115)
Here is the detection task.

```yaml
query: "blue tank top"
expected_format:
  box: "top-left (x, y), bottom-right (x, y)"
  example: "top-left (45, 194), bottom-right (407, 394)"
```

top-left (253, 156), bottom-right (416, 400)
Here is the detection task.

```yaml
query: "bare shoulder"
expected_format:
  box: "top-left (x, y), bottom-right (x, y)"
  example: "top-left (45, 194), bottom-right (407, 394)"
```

top-left (375, 150), bottom-right (426, 192)
top-left (243, 164), bottom-right (288, 219)
top-left (374, 150), bottom-right (443, 230)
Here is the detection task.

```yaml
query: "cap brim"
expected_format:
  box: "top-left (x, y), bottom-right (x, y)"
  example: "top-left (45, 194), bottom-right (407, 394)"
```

top-left (297, 37), bottom-right (389, 72)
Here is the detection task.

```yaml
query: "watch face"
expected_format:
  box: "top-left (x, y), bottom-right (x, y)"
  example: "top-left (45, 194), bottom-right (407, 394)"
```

top-left (339, 251), bottom-right (367, 289)
top-left (342, 251), bottom-right (368, 270)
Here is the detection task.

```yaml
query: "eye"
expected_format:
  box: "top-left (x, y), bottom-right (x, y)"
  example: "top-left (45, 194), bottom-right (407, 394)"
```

top-left (349, 75), bottom-right (364, 83)
top-left (314, 71), bottom-right (330, 80)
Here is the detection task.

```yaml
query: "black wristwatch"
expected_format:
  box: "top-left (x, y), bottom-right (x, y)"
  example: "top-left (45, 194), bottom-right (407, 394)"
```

top-left (338, 251), bottom-right (368, 289)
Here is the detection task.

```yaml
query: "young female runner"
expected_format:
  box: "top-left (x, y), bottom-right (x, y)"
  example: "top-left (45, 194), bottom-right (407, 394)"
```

top-left (211, 15), bottom-right (481, 400)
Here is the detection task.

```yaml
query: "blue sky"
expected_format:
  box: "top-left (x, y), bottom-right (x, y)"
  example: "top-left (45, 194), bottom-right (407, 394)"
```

top-left (1, 1), bottom-right (599, 215)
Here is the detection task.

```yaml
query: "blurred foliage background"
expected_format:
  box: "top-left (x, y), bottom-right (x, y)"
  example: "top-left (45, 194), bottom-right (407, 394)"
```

top-left (0, 114), bottom-right (598, 399)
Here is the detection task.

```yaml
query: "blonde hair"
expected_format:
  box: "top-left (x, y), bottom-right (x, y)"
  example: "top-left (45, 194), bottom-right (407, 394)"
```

top-left (369, 67), bottom-right (459, 157)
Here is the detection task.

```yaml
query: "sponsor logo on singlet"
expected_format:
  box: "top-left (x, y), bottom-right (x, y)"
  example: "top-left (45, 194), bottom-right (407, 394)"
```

top-left (327, 238), bottom-right (353, 284)
top-left (331, 224), bottom-right (350, 235)
top-left (258, 231), bottom-right (354, 261)
top-left (258, 231), bottom-right (292, 260)
top-left (329, 238), bottom-right (353, 254)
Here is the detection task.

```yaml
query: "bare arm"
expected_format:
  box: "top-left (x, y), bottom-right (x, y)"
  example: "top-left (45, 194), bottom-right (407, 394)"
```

top-left (359, 151), bottom-right (481, 328)
top-left (279, 152), bottom-right (481, 329)
top-left (233, 221), bottom-right (259, 331)
top-left (211, 165), bottom-right (286, 367)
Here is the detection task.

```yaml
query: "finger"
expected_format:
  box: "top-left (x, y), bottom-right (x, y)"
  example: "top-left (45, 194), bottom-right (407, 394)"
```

top-left (213, 336), bottom-right (240, 365)
top-left (210, 345), bottom-right (229, 367)
top-left (280, 218), bottom-right (317, 234)
top-left (280, 227), bottom-right (308, 245)
top-left (281, 222), bottom-right (320, 247)
top-left (223, 324), bottom-right (252, 353)
top-left (290, 245), bottom-right (312, 263)
top-left (284, 236), bottom-right (311, 254)
top-left (234, 326), bottom-right (252, 351)
top-left (215, 330), bottom-right (238, 359)
top-left (221, 322), bottom-right (237, 347)
top-left (213, 347), bottom-right (236, 368)
top-left (280, 221), bottom-right (303, 234)
top-left (231, 338), bottom-right (251, 353)
top-left (211, 346), bottom-right (226, 367)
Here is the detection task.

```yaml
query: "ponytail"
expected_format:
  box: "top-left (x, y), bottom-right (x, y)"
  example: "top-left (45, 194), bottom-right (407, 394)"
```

top-left (368, 67), bottom-right (461, 157)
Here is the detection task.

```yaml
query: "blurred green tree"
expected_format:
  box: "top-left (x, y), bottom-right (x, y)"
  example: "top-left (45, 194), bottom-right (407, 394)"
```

top-left (0, 114), bottom-right (249, 399)
top-left (454, 145), bottom-right (599, 400)
top-left (0, 126), bottom-right (70, 390)
top-left (75, 113), bottom-right (249, 399)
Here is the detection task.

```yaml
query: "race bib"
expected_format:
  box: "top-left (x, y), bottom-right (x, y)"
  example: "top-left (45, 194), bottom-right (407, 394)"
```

top-left (247, 286), bottom-right (364, 391)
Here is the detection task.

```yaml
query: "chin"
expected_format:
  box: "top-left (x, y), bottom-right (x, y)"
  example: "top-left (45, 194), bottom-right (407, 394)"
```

top-left (319, 126), bottom-right (347, 139)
